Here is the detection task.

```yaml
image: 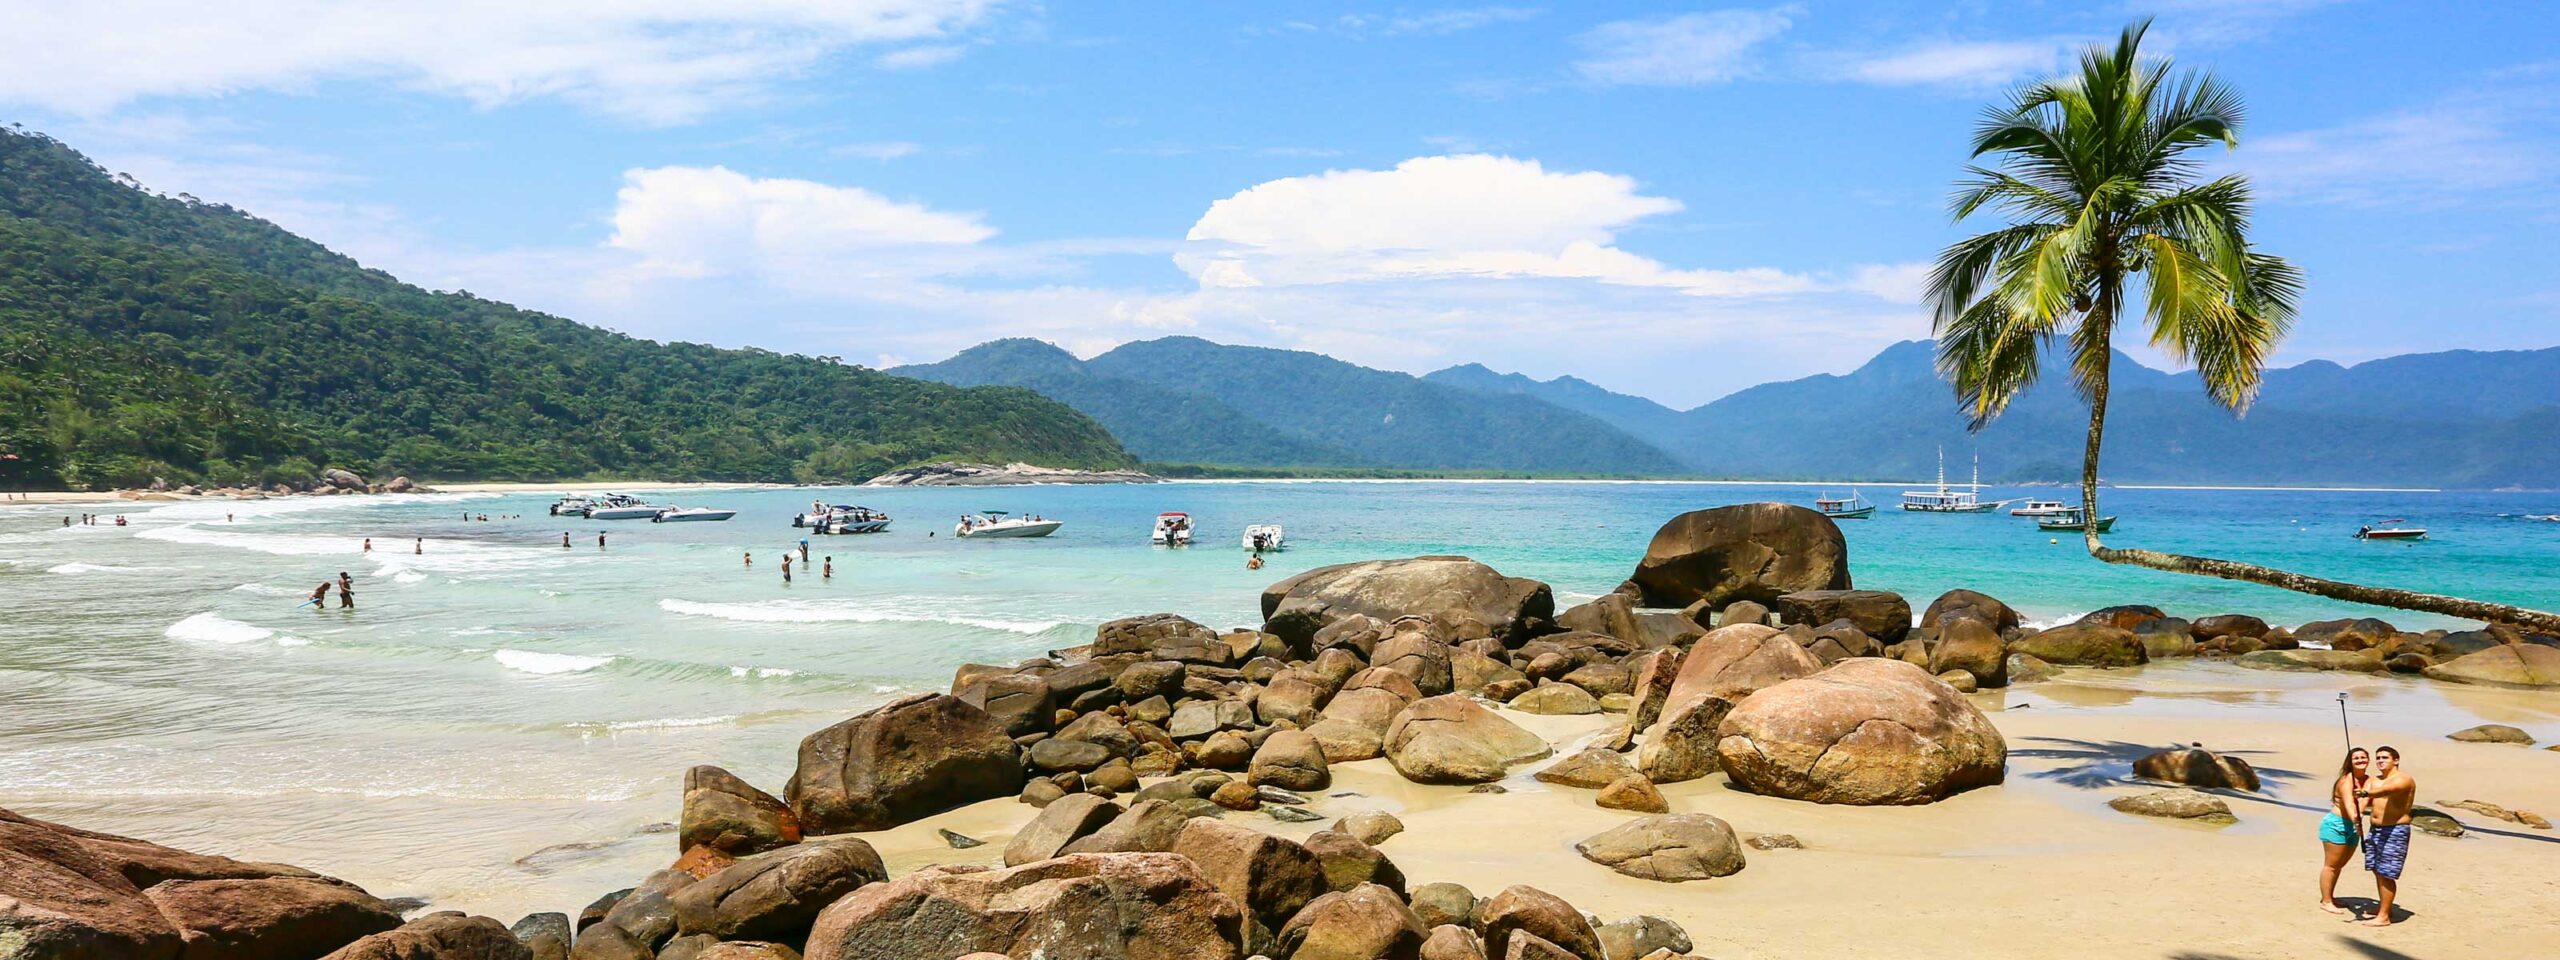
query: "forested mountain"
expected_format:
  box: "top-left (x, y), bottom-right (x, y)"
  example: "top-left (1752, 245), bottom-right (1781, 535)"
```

top-left (1425, 341), bottom-right (2560, 488)
top-left (896, 338), bottom-right (1687, 474)
top-left (0, 128), bottom-right (1133, 489)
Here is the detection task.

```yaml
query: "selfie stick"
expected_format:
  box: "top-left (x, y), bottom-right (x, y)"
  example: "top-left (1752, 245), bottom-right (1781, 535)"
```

top-left (2336, 692), bottom-right (2352, 749)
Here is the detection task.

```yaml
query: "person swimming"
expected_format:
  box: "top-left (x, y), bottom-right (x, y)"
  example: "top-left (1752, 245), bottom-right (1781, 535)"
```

top-left (2318, 746), bottom-right (2369, 914)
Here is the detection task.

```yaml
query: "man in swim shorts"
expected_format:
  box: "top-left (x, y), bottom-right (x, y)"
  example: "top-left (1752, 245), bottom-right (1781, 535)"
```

top-left (2355, 745), bottom-right (2417, 926)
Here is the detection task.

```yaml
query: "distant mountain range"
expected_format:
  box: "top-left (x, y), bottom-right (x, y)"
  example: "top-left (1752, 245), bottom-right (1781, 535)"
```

top-left (899, 335), bottom-right (2560, 488)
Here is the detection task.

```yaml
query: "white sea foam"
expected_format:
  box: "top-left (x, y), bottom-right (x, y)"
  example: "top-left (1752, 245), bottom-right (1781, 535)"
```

top-left (165, 612), bottom-right (275, 645)
top-left (658, 598), bottom-right (1060, 634)
top-left (2020, 611), bottom-right (2091, 631)
top-left (727, 666), bottom-right (799, 679)
top-left (48, 562), bottom-right (149, 574)
top-left (275, 636), bottom-right (313, 648)
top-left (565, 715), bottom-right (739, 736)
top-left (493, 650), bottom-right (615, 675)
top-left (231, 582), bottom-right (305, 597)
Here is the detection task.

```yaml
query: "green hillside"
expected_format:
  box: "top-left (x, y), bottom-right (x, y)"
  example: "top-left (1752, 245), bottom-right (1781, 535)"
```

top-left (0, 129), bottom-right (1134, 490)
top-left (895, 339), bottom-right (1363, 468)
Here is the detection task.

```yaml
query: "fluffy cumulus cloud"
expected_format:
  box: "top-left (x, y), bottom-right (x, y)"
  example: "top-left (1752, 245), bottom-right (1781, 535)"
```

top-left (1571, 5), bottom-right (1801, 86)
top-left (0, 0), bottom-right (996, 123)
top-left (607, 165), bottom-right (993, 281)
top-left (1178, 154), bottom-right (1814, 297)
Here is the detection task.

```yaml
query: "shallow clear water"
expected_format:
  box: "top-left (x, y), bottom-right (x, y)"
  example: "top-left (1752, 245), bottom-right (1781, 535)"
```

top-left (1, 480), bottom-right (2554, 911)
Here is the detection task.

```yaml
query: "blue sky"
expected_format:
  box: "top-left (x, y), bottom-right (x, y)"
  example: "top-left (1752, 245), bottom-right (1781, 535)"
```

top-left (5, 1), bottom-right (2555, 407)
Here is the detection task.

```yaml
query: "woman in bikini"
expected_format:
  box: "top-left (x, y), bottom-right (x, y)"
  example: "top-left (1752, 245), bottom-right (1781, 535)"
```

top-left (2318, 746), bottom-right (2370, 914)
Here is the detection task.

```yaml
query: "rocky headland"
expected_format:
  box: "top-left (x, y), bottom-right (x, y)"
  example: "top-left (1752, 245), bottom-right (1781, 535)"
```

top-left (8, 502), bottom-right (2555, 960)
top-left (861, 462), bottom-right (1161, 487)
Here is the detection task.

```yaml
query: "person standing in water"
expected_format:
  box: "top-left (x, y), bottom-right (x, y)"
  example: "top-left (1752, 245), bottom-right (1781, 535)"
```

top-left (2318, 747), bottom-right (2369, 915)
top-left (822, 557), bottom-right (832, 580)
top-left (414, 537), bottom-right (422, 555)
top-left (308, 581), bottom-right (332, 608)
top-left (562, 532), bottom-right (571, 548)
top-left (336, 572), bottom-right (354, 609)
top-left (781, 553), bottom-right (793, 584)
top-left (597, 532), bottom-right (607, 548)
top-left (743, 551), bottom-right (752, 568)
top-left (2355, 746), bottom-right (2417, 926)
top-left (362, 538), bottom-right (372, 553)
top-left (799, 539), bottom-right (810, 563)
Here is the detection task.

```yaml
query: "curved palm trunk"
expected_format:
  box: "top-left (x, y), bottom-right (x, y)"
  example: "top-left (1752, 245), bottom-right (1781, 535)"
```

top-left (2070, 287), bottom-right (2560, 634)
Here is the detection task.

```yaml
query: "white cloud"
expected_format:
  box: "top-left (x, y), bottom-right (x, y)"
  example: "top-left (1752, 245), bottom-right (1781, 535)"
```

top-left (2235, 98), bottom-right (2556, 207)
top-left (0, 0), bottom-right (998, 124)
top-left (1847, 40), bottom-right (2070, 88)
top-left (833, 140), bottom-right (925, 160)
top-left (1178, 154), bottom-right (1816, 297)
top-left (1846, 262), bottom-right (1932, 304)
top-left (607, 165), bottom-right (994, 281)
top-left (1571, 6), bottom-right (1800, 86)
top-left (875, 44), bottom-right (969, 70)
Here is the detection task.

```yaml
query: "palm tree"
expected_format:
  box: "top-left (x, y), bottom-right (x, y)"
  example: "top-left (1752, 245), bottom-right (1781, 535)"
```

top-left (1926, 20), bottom-right (2560, 633)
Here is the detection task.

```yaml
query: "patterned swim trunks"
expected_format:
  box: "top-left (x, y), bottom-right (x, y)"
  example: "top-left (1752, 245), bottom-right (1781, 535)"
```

top-left (2364, 823), bottom-right (2412, 879)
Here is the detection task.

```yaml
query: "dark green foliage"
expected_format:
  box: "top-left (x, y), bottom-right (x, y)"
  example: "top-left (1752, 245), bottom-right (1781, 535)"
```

top-left (899, 336), bottom-right (1688, 474)
top-left (0, 128), bottom-right (1133, 489)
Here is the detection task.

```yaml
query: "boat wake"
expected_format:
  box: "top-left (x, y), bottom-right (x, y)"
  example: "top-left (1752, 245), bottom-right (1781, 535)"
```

top-left (657, 598), bottom-right (1063, 634)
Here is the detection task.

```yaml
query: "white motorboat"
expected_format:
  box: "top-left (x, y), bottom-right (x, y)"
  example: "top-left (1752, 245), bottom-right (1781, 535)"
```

top-left (1243, 523), bottom-right (1285, 551)
top-left (583, 494), bottom-right (665, 520)
top-left (798, 502), bottom-right (892, 534)
top-left (653, 506), bottom-right (736, 523)
top-left (547, 495), bottom-right (594, 516)
top-left (2009, 499), bottom-right (2074, 517)
top-left (955, 510), bottom-right (1062, 539)
top-left (2355, 520), bottom-right (2427, 541)
top-left (1901, 449), bottom-right (2005, 513)
top-left (1152, 511), bottom-right (1195, 545)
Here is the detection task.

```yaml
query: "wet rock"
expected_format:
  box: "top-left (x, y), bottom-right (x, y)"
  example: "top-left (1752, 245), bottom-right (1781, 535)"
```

top-left (2410, 807), bottom-right (2465, 838)
top-left (2190, 614), bottom-right (2268, 641)
top-left (671, 839), bottom-right (887, 942)
top-left (1772, 589), bottom-right (1910, 643)
top-left (2447, 724), bottom-right (2536, 744)
top-left (787, 693), bottom-right (1023, 833)
top-left (1715, 659), bottom-right (2007, 805)
top-left (1626, 503), bottom-right (1851, 609)
top-left (1923, 589), bottom-right (2019, 633)
top-left (2236, 649), bottom-right (2386, 673)
top-left (680, 766), bottom-right (800, 858)
top-left (2003, 653), bottom-right (2058, 683)
top-left (590, 868), bottom-right (694, 951)
top-left (2010, 621), bottom-right (2146, 667)
top-left (1383, 694), bottom-right (1554, 784)
top-left (2294, 617), bottom-right (2398, 652)
top-left (145, 875), bottom-right (407, 960)
top-left (802, 853), bottom-right (1244, 960)
top-left (2108, 789), bottom-right (2237, 824)
top-left (2135, 618), bottom-right (2199, 659)
top-left (512, 913), bottom-right (571, 960)
top-left (1004, 794), bottom-right (1123, 866)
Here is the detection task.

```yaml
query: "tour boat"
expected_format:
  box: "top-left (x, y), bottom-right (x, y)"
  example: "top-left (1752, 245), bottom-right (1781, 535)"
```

top-left (1815, 491), bottom-right (1875, 520)
top-left (2035, 508), bottom-right (2116, 533)
top-left (547, 495), bottom-right (594, 516)
top-left (1901, 449), bottom-right (2004, 513)
top-left (652, 506), bottom-right (736, 523)
top-left (798, 503), bottom-right (892, 534)
top-left (2355, 521), bottom-right (2427, 541)
top-left (2009, 499), bottom-right (2075, 517)
top-left (1243, 523), bottom-right (1286, 551)
top-left (955, 510), bottom-right (1062, 539)
top-left (1151, 511), bottom-right (1194, 545)
top-left (582, 494), bottom-right (665, 520)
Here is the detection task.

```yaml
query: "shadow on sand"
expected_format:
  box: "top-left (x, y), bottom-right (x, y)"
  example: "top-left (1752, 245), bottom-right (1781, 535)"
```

top-left (2171, 932), bottom-right (2426, 959)
top-left (2010, 736), bottom-right (2311, 792)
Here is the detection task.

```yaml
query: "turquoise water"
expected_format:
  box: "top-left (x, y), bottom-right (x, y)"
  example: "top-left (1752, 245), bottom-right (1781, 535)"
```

top-left (1, 480), bottom-right (2554, 908)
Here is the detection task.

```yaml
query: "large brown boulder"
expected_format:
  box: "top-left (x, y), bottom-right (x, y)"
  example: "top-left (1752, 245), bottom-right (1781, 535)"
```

top-left (672, 839), bottom-right (887, 942)
top-left (1261, 557), bottom-right (1554, 645)
top-left (1307, 687), bottom-right (1407, 762)
top-left (1922, 589), bottom-right (2018, 632)
top-left (802, 853), bottom-right (1244, 960)
top-left (1171, 819), bottom-right (1329, 931)
top-left (2132, 748), bottom-right (2261, 792)
top-left (786, 693), bottom-right (1024, 833)
top-left (1626, 503), bottom-right (1850, 609)
top-left (1657, 624), bottom-right (1821, 722)
top-left (1772, 590), bottom-right (1910, 643)
top-left (1374, 625), bottom-right (1457, 697)
top-left (2009, 622), bottom-right (2147, 667)
top-left (1714, 659), bottom-right (2007, 805)
top-left (322, 913), bottom-right (533, 960)
top-left (1003, 794), bottom-right (1123, 866)
top-left (1929, 616), bottom-right (2008, 688)
top-left (956, 672), bottom-right (1054, 736)
top-left (1383, 695), bottom-right (1553, 784)
top-left (2236, 649), bottom-right (2387, 673)
top-left (680, 766), bottom-right (799, 858)
top-left (1301, 830), bottom-right (1405, 895)
top-left (2425, 644), bottom-right (2560, 688)
top-left (1471, 886), bottom-right (1602, 960)
top-left (1276, 883), bottom-right (1428, 960)
top-left (2190, 614), bottom-right (2268, 641)
top-left (146, 876), bottom-right (405, 960)
top-left (1248, 729), bottom-right (1333, 791)
top-left (1061, 799), bottom-right (1197, 855)
top-left (1096, 613), bottom-right (1231, 663)
top-left (2294, 618), bottom-right (2399, 652)
top-left (1573, 813), bottom-right (1746, 882)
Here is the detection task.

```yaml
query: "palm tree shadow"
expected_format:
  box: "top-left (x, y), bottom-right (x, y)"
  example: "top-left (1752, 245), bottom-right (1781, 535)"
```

top-left (2169, 933), bottom-right (2425, 959)
top-left (2010, 736), bottom-right (2310, 792)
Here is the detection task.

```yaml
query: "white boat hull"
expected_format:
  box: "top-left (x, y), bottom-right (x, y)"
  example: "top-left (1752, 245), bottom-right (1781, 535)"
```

top-left (1243, 525), bottom-right (1285, 551)
top-left (653, 509), bottom-right (735, 522)
top-left (824, 519), bottom-right (892, 534)
top-left (586, 506), bottom-right (663, 520)
top-left (957, 520), bottom-right (1062, 538)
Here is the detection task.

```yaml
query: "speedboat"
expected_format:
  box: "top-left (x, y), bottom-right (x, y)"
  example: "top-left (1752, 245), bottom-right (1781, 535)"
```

top-left (2035, 508), bottom-right (2116, 533)
top-left (2355, 521), bottom-right (2427, 541)
top-left (1901, 448), bottom-right (2003, 513)
top-left (955, 510), bottom-right (1061, 539)
top-left (653, 506), bottom-right (736, 523)
top-left (548, 495), bottom-right (594, 516)
top-left (2009, 499), bottom-right (2074, 517)
top-left (799, 503), bottom-right (892, 534)
top-left (1815, 491), bottom-right (1874, 520)
top-left (583, 494), bottom-right (665, 520)
top-left (1243, 523), bottom-right (1285, 551)
top-left (1152, 511), bottom-right (1194, 545)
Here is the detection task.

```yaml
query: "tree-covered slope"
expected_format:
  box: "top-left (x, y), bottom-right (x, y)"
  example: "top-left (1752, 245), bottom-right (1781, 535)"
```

top-left (0, 128), bottom-right (1134, 489)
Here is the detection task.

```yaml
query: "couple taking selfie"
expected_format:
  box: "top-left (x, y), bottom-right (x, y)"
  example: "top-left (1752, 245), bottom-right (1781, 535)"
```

top-left (2317, 745), bottom-right (2418, 926)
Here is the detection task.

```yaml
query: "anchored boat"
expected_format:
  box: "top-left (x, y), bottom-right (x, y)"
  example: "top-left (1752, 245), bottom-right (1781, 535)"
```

top-left (2035, 507), bottom-right (2116, 533)
top-left (955, 510), bottom-right (1062, 539)
top-left (2009, 499), bottom-right (2074, 517)
top-left (1151, 511), bottom-right (1194, 545)
top-left (583, 494), bottom-right (665, 520)
top-left (652, 506), bottom-right (736, 523)
top-left (2355, 521), bottom-right (2427, 541)
top-left (1901, 449), bottom-right (2005, 513)
top-left (1815, 491), bottom-right (1874, 520)
top-left (547, 495), bottom-right (594, 516)
top-left (798, 503), bottom-right (892, 534)
top-left (1243, 523), bottom-right (1286, 551)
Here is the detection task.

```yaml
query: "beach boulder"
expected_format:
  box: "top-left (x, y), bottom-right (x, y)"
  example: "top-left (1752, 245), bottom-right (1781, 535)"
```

top-left (1262, 557), bottom-right (1554, 645)
top-left (1596, 916), bottom-right (1693, 960)
top-left (801, 853), bottom-right (1244, 960)
top-left (145, 876), bottom-right (408, 960)
top-left (2447, 724), bottom-right (2535, 744)
top-left (680, 766), bottom-right (799, 858)
top-left (1274, 883), bottom-right (1429, 960)
top-left (2235, 649), bottom-right (2386, 673)
top-left (1656, 623), bottom-right (1821, 725)
top-left (786, 693), bottom-right (1024, 834)
top-left (1574, 813), bottom-right (1746, 882)
top-left (1929, 616), bottom-right (2008, 689)
top-left (1004, 794), bottom-right (1123, 866)
top-left (1303, 829), bottom-right (1405, 894)
top-left (2109, 789), bottom-right (2236, 824)
top-left (1248, 729), bottom-right (1333, 791)
top-left (1535, 747), bottom-right (1638, 789)
top-left (671, 839), bottom-right (887, 942)
top-left (2294, 618), bottom-right (2399, 652)
top-left (1473, 886), bottom-right (1603, 960)
top-left (1096, 613), bottom-right (1228, 662)
top-left (1171, 819), bottom-right (1328, 931)
top-left (321, 912), bottom-right (530, 960)
top-left (1772, 590), bottom-right (1911, 643)
top-left (2191, 614), bottom-right (2268, 641)
top-left (2132, 747), bottom-right (2261, 791)
top-left (2425, 645), bottom-right (2560, 688)
top-left (2009, 622), bottom-right (2146, 667)
top-left (1627, 503), bottom-right (1851, 609)
top-left (1508, 682), bottom-right (1602, 715)
top-left (1922, 589), bottom-right (2019, 632)
top-left (1714, 659), bottom-right (2007, 805)
top-left (957, 672), bottom-right (1054, 736)
top-left (1383, 695), bottom-right (1553, 784)
top-left (2135, 618), bottom-right (2199, 659)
